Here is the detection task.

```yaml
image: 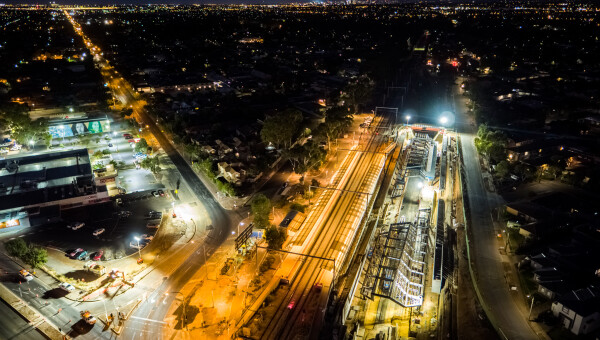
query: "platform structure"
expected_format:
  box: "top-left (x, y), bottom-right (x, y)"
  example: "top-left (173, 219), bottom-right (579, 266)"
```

top-left (361, 207), bottom-right (431, 307)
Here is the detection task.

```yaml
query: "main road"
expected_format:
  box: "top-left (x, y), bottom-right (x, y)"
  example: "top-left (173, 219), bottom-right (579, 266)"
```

top-left (0, 253), bottom-right (115, 339)
top-left (64, 11), bottom-right (235, 340)
top-left (454, 79), bottom-right (538, 340)
top-left (0, 298), bottom-right (46, 340)
top-left (97, 49), bottom-right (234, 340)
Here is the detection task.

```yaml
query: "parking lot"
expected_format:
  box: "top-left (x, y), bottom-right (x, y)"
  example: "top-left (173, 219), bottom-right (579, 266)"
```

top-left (19, 191), bottom-right (174, 262)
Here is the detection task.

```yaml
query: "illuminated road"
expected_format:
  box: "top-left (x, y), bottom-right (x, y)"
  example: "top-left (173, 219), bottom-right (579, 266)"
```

top-left (454, 80), bottom-right (538, 340)
top-left (64, 11), bottom-right (236, 340)
top-left (244, 117), bottom-right (389, 340)
top-left (0, 254), bottom-right (111, 339)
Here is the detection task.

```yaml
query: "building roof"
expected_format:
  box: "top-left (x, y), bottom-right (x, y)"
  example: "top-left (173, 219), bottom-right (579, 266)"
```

top-left (556, 286), bottom-right (600, 317)
top-left (0, 149), bottom-right (93, 211)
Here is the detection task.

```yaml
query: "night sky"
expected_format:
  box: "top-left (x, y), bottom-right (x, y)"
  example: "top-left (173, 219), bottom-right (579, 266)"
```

top-left (2, 0), bottom-right (319, 4)
top-left (3, 0), bottom-right (427, 5)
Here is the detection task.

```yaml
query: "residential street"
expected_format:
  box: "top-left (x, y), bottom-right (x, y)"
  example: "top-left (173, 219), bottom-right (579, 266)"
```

top-left (454, 80), bottom-right (539, 340)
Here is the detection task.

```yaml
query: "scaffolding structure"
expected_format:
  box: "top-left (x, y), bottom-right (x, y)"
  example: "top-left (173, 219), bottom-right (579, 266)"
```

top-left (362, 208), bottom-right (431, 307)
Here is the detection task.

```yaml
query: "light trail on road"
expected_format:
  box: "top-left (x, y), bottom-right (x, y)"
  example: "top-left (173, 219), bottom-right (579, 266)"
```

top-left (243, 116), bottom-right (391, 340)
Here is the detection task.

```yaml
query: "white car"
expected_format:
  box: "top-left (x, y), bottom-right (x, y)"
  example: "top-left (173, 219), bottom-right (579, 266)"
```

top-left (93, 228), bottom-right (105, 236)
top-left (71, 222), bottom-right (85, 230)
top-left (59, 282), bottom-right (75, 292)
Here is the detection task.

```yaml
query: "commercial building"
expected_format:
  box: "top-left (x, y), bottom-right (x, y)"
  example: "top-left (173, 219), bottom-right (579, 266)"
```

top-left (0, 149), bottom-right (110, 232)
top-left (48, 116), bottom-right (112, 139)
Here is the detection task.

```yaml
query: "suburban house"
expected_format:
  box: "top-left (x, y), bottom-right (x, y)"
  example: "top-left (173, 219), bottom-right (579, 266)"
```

top-left (551, 286), bottom-right (600, 335)
top-left (217, 162), bottom-right (241, 186)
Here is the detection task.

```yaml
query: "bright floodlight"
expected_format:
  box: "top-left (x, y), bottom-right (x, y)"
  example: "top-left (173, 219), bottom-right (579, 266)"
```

top-left (406, 115), bottom-right (411, 120)
top-left (134, 236), bottom-right (140, 241)
top-left (440, 116), bottom-right (449, 125)
top-left (417, 181), bottom-right (424, 188)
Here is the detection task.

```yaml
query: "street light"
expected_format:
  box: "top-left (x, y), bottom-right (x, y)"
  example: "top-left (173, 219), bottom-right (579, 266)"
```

top-left (439, 116), bottom-right (449, 126)
top-left (405, 115), bottom-right (411, 126)
top-left (527, 295), bottom-right (535, 321)
top-left (134, 236), bottom-right (142, 260)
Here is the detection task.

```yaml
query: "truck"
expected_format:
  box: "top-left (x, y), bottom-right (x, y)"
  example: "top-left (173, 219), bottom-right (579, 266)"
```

top-left (19, 269), bottom-right (34, 282)
top-left (80, 311), bottom-right (97, 325)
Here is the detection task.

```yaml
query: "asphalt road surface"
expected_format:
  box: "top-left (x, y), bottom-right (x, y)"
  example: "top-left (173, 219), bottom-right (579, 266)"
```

top-left (0, 254), bottom-right (113, 339)
top-left (455, 85), bottom-right (537, 339)
top-left (84, 33), bottom-right (236, 340)
top-left (0, 298), bottom-right (46, 340)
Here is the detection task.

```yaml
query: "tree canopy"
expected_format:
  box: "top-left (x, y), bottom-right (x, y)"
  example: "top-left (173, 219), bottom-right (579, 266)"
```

top-left (5, 238), bottom-right (28, 258)
top-left (140, 156), bottom-right (160, 174)
top-left (474, 124), bottom-right (508, 164)
top-left (341, 75), bottom-right (374, 113)
top-left (0, 103), bottom-right (51, 147)
top-left (285, 140), bottom-right (326, 177)
top-left (5, 238), bottom-right (48, 269)
top-left (316, 106), bottom-right (353, 150)
top-left (24, 246), bottom-right (48, 269)
top-left (260, 108), bottom-right (303, 149)
top-left (135, 138), bottom-right (149, 153)
top-left (265, 226), bottom-right (286, 250)
top-left (251, 194), bottom-right (271, 229)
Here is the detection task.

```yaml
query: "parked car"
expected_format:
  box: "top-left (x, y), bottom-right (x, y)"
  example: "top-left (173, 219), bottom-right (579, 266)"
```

top-left (157, 189), bottom-right (165, 197)
top-left (146, 221), bottom-right (160, 228)
top-left (151, 191), bottom-right (160, 198)
top-left (71, 222), bottom-right (85, 230)
top-left (92, 250), bottom-right (104, 261)
top-left (19, 269), bottom-right (34, 281)
top-left (117, 210), bottom-right (131, 218)
top-left (147, 211), bottom-right (162, 219)
top-left (93, 228), bottom-right (105, 236)
top-left (76, 251), bottom-right (88, 260)
top-left (59, 282), bottom-right (75, 292)
top-left (69, 248), bottom-right (84, 258)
